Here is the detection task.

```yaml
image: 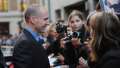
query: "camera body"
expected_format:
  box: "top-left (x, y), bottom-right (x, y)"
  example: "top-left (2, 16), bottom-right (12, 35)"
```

top-left (63, 31), bottom-right (81, 43)
top-left (56, 22), bottom-right (67, 38)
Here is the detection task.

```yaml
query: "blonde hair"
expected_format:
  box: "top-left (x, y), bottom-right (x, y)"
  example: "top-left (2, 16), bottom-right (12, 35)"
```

top-left (68, 10), bottom-right (84, 22)
top-left (48, 23), bottom-right (57, 33)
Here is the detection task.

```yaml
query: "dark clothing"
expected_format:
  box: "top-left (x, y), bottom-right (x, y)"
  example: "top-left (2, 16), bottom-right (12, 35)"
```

top-left (94, 49), bottom-right (120, 68)
top-left (46, 36), bottom-right (58, 55)
top-left (63, 25), bottom-right (88, 68)
top-left (13, 29), bottom-right (50, 68)
top-left (64, 42), bottom-right (88, 66)
top-left (47, 36), bottom-right (63, 56)
top-left (0, 49), bottom-right (6, 68)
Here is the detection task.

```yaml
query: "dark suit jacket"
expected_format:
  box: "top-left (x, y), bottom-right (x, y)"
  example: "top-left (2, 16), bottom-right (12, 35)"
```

top-left (0, 49), bottom-right (6, 68)
top-left (13, 29), bottom-right (50, 68)
top-left (94, 49), bottom-right (120, 68)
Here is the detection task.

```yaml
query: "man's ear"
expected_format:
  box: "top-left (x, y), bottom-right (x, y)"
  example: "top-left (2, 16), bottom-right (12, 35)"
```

top-left (29, 17), bottom-right (38, 24)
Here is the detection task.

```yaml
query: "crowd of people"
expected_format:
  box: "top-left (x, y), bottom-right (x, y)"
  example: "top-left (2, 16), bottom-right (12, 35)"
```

top-left (0, 1), bottom-right (120, 68)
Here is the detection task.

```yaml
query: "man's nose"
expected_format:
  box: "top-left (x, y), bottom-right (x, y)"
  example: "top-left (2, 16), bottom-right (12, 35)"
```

top-left (45, 21), bottom-right (49, 26)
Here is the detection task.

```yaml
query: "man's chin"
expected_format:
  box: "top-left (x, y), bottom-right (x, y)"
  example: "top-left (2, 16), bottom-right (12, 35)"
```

top-left (39, 29), bottom-right (45, 33)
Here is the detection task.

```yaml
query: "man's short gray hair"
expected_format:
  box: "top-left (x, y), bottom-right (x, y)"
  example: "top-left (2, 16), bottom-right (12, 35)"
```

top-left (24, 4), bottom-right (41, 22)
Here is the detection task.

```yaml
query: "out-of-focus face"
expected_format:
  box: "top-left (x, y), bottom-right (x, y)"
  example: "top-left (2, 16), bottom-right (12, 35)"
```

top-left (49, 28), bottom-right (58, 38)
top-left (31, 9), bottom-right (49, 33)
top-left (69, 15), bottom-right (83, 31)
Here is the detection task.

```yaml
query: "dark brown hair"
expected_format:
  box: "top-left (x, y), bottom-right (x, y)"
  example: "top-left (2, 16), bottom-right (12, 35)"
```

top-left (90, 12), bottom-right (120, 59)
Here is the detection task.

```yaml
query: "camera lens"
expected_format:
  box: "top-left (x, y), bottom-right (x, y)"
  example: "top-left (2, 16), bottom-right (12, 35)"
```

top-left (72, 32), bottom-right (79, 38)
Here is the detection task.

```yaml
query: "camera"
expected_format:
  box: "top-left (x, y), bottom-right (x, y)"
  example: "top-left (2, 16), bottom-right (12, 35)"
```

top-left (63, 31), bottom-right (81, 43)
top-left (56, 21), bottom-right (86, 44)
top-left (66, 25), bottom-right (86, 44)
top-left (56, 22), bottom-right (67, 39)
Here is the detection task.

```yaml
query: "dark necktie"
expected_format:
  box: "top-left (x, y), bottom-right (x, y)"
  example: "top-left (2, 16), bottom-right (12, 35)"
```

top-left (38, 38), bottom-right (44, 45)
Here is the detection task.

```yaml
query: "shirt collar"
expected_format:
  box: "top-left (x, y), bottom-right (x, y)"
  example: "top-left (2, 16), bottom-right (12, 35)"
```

top-left (25, 27), bottom-right (41, 41)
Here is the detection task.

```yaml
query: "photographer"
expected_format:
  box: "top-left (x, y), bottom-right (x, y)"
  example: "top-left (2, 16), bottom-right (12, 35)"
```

top-left (58, 10), bottom-right (88, 68)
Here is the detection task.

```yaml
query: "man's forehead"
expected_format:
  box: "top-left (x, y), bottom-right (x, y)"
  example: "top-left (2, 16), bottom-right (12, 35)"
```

top-left (37, 8), bottom-right (48, 17)
top-left (38, 13), bottom-right (48, 19)
top-left (40, 7), bottom-right (48, 12)
top-left (25, 4), bottom-right (48, 17)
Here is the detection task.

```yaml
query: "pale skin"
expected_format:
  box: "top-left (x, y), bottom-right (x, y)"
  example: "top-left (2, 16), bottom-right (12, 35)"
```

top-left (26, 7), bottom-right (49, 33)
top-left (69, 15), bottom-right (84, 32)
top-left (68, 15), bottom-right (84, 47)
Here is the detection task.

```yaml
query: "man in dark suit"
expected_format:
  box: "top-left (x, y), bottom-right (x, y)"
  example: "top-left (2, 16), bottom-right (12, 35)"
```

top-left (12, 4), bottom-right (50, 68)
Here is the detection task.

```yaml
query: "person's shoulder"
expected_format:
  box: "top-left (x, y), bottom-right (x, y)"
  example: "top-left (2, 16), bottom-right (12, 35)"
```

top-left (16, 31), bottom-right (27, 41)
top-left (14, 30), bottom-right (30, 47)
top-left (103, 49), bottom-right (120, 59)
top-left (95, 49), bottom-right (120, 68)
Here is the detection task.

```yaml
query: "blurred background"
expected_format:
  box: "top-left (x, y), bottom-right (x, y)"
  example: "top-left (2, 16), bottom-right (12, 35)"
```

top-left (0, 0), bottom-right (99, 36)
